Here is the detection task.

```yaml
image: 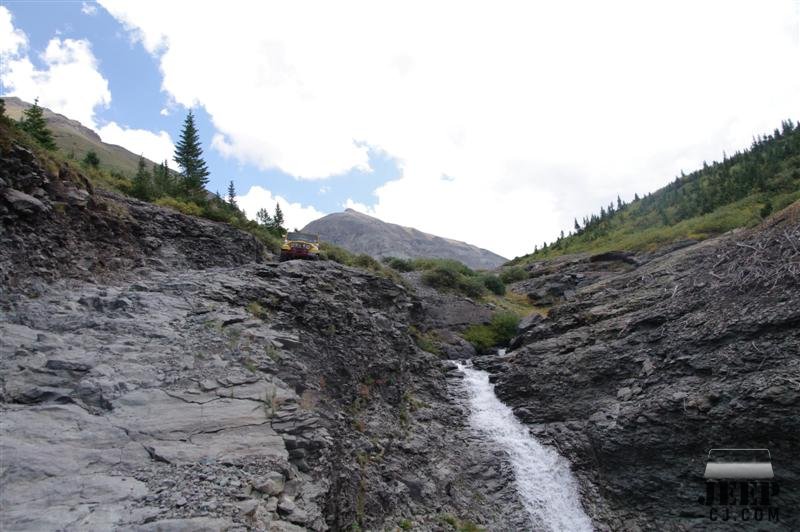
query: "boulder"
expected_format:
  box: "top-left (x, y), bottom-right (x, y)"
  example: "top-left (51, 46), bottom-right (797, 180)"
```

top-left (3, 188), bottom-right (48, 214)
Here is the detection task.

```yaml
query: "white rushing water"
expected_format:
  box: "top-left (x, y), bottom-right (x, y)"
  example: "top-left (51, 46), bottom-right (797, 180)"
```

top-left (456, 361), bottom-right (593, 532)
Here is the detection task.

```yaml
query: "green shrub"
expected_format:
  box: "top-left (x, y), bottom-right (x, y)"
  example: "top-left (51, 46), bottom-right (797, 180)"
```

top-left (82, 151), bottom-right (100, 168)
top-left (463, 312), bottom-right (520, 352)
top-left (480, 274), bottom-right (506, 295)
top-left (383, 256), bottom-right (415, 272)
top-left (462, 324), bottom-right (496, 352)
top-left (422, 262), bottom-right (487, 298)
top-left (459, 275), bottom-right (488, 298)
top-left (499, 266), bottom-right (528, 284)
top-left (201, 202), bottom-right (236, 223)
top-left (411, 257), bottom-right (473, 276)
top-left (319, 242), bottom-right (353, 265)
top-left (422, 266), bottom-right (460, 290)
top-left (353, 253), bottom-right (381, 270)
top-left (154, 196), bottom-right (203, 217)
top-left (489, 312), bottom-right (521, 344)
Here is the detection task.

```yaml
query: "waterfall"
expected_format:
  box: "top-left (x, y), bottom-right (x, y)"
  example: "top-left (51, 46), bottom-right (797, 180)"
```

top-left (455, 361), bottom-right (593, 532)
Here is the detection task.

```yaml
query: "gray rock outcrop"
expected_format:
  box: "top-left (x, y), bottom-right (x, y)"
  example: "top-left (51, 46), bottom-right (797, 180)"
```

top-left (0, 141), bottom-right (528, 531)
top-left (482, 206), bottom-right (800, 530)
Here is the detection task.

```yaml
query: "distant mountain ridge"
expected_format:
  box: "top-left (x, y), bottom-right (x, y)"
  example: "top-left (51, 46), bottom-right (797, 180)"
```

top-left (3, 96), bottom-right (158, 177)
top-left (302, 209), bottom-right (507, 270)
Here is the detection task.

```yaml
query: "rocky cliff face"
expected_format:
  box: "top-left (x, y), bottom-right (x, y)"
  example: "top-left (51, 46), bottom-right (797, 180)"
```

top-left (0, 139), bottom-right (527, 530)
top-left (0, 141), bottom-right (265, 292)
top-left (302, 209), bottom-right (507, 270)
top-left (480, 206), bottom-right (800, 530)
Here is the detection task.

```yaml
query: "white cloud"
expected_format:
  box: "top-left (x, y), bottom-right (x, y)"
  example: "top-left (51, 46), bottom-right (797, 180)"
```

top-left (81, 2), bottom-right (98, 16)
top-left (159, 107), bottom-right (169, 116)
top-left (0, 8), bottom-right (178, 171)
top-left (99, 1), bottom-right (800, 257)
top-left (0, 6), bottom-right (26, 57)
top-left (1, 31), bottom-right (111, 128)
top-left (97, 122), bottom-right (175, 167)
top-left (236, 185), bottom-right (325, 231)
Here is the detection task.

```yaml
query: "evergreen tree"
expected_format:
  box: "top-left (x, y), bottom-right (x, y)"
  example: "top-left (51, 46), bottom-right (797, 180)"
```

top-left (273, 202), bottom-right (284, 228)
top-left (617, 195), bottom-right (623, 209)
top-left (19, 98), bottom-right (57, 150)
top-left (153, 160), bottom-right (173, 197)
top-left (573, 218), bottom-right (580, 232)
top-left (132, 155), bottom-right (152, 200)
top-left (256, 208), bottom-right (272, 226)
top-left (0, 98), bottom-right (5, 118)
top-left (173, 111), bottom-right (210, 192)
top-left (227, 180), bottom-right (237, 207)
top-left (83, 151), bottom-right (100, 168)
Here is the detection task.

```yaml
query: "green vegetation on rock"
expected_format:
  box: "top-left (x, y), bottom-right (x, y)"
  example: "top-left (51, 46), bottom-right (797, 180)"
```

top-left (383, 257), bottom-right (506, 299)
top-left (318, 243), bottom-right (403, 282)
top-left (463, 312), bottom-right (520, 352)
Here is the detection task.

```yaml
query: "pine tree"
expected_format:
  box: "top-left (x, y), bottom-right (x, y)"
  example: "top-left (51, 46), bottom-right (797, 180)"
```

top-left (132, 155), bottom-right (152, 200)
top-left (19, 98), bottom-right (57, 150)
top-left (617, 195), bottom-right (623, 209)
top-left (83, 151), bottom-right (100, 168)
top-left (256, 208), bottom-right (272, 226)
top-left (573, 218), bottom-right (580, 232)
top-left (227, 180), bottom-right (237, 207)
top-left (173, 111), bottom-right (210, 192)
top-left (153, 160), bottom-right (173, 197)
top-left (273, 202), bottom-right (284, 228)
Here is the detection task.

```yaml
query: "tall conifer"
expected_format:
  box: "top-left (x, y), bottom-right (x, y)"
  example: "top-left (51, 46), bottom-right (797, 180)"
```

top-left (173, 111), bottom-right (209, 192)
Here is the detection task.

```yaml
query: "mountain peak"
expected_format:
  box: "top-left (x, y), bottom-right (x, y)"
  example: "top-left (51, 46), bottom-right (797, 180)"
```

top-left (303, 211), bottom-right (506, 269)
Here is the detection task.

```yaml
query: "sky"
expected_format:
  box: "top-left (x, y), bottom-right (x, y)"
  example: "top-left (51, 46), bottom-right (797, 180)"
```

top-left (1, 1), bottom-right (798, 259)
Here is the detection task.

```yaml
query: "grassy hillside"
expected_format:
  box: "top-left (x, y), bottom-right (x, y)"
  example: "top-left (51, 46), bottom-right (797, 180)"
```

top-left (0, 103), bottom-right (415, 284)
top-left (4, 96), bottom-right (158, 178)
top-left (0, 102), bottom-right (288, 255)
top-left (510, 120), bottom-right (800, 265)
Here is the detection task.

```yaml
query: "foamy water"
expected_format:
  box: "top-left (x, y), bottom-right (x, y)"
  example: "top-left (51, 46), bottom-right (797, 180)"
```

top-left (455, 361), bottom-right (593, 531)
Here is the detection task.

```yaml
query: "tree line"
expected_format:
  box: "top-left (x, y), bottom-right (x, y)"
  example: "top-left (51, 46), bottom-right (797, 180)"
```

top-left (532, 119), bottom-right (800, 255)
top-left (130, 110), bottom-right (287, 234)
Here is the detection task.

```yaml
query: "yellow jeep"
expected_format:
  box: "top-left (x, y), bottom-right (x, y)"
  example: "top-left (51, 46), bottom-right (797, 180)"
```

top-left (280, 232), bottom-right (321, 261)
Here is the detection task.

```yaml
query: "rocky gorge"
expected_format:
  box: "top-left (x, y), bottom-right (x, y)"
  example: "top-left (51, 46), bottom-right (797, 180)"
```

top-left (1, 134), bottom-right (799, 532)
top-left (484, 205), bottom-right (800, 530)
